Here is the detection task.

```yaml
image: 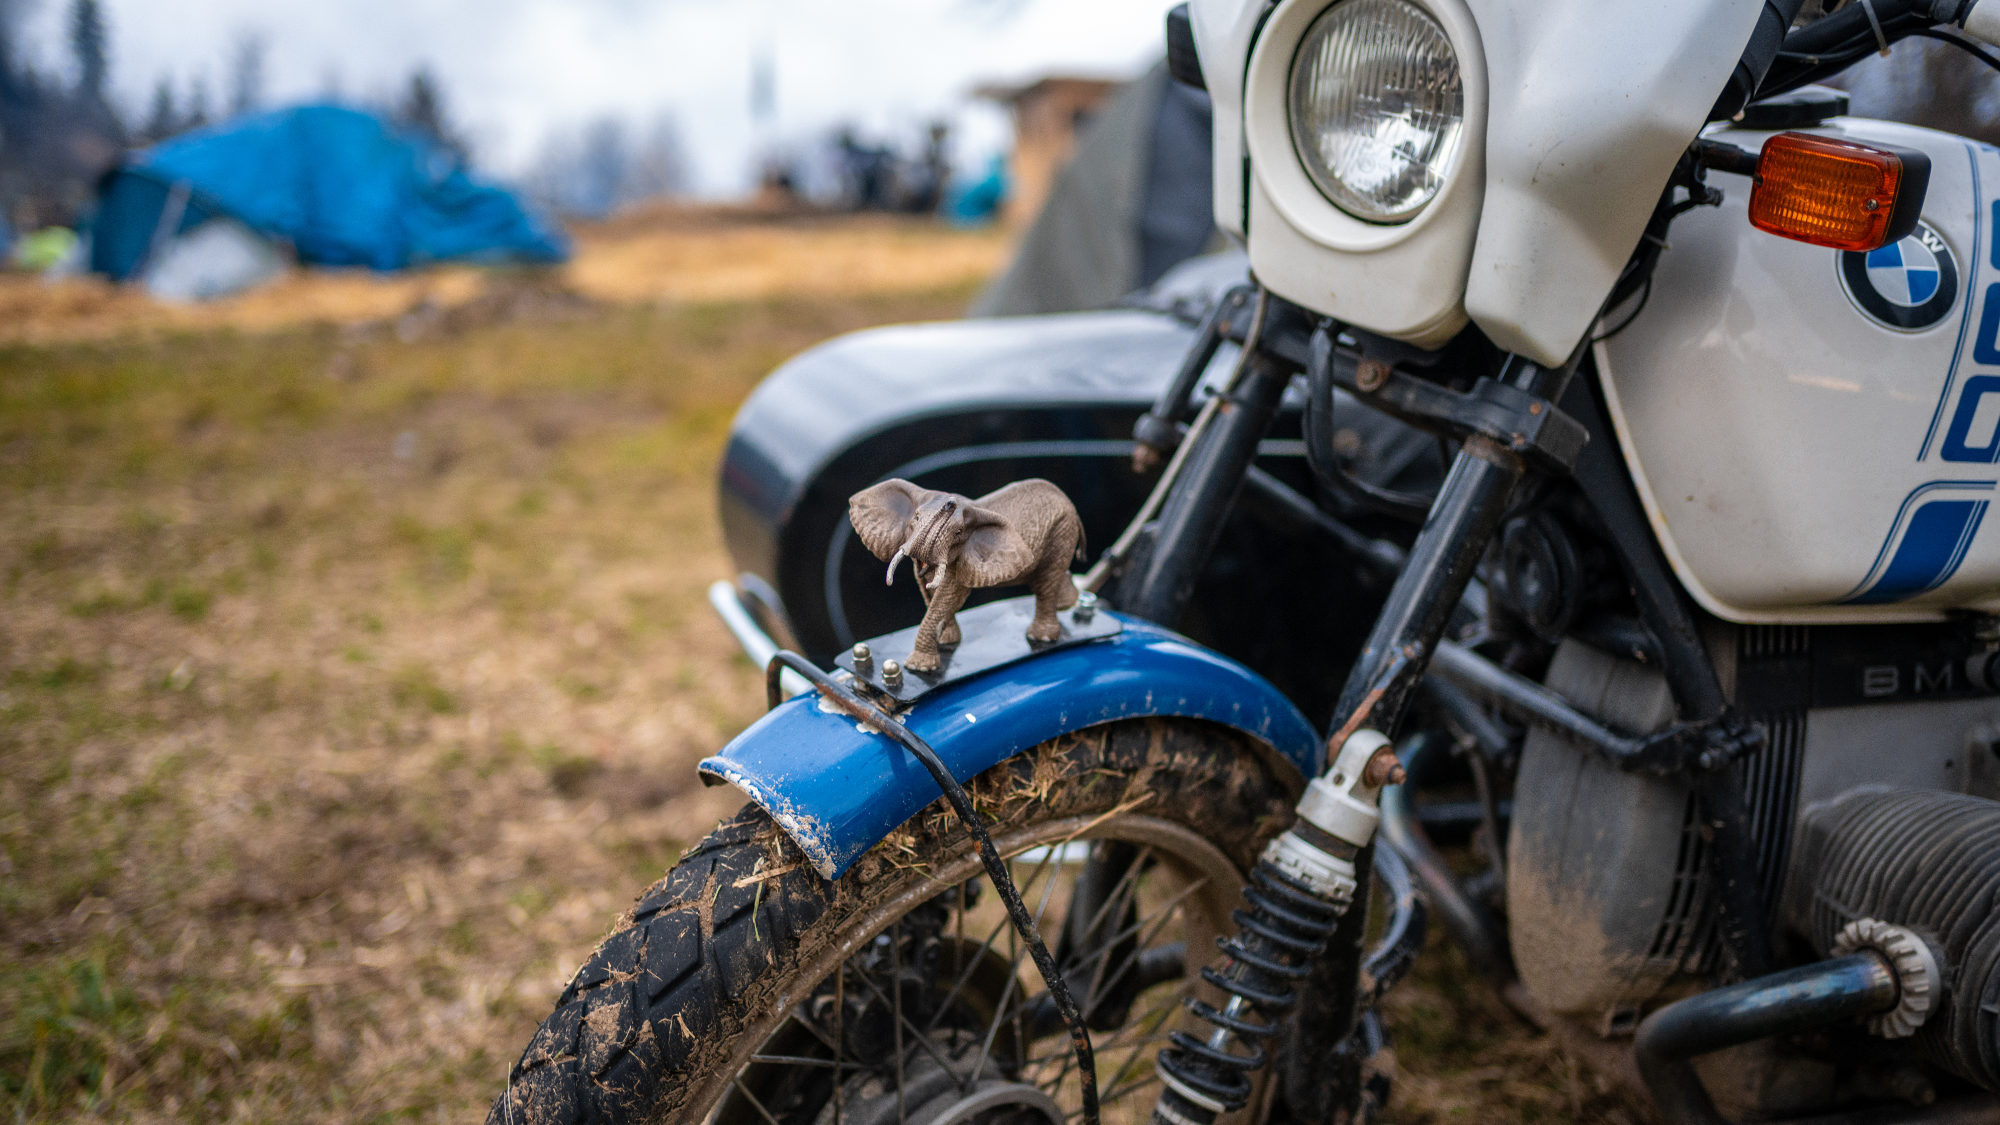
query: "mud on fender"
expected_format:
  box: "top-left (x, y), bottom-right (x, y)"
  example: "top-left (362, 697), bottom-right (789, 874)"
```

top-left (698, 613), bottom-right (1322, 879)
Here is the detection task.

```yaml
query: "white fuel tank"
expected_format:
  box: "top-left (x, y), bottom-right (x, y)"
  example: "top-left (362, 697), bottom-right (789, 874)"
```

top-left (1598, 119), bottom-right (2000, 624)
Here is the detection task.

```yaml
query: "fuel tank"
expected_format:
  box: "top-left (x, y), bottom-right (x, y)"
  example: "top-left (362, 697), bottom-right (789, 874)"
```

top-left (1599, 117), bottom-right (2000, 623)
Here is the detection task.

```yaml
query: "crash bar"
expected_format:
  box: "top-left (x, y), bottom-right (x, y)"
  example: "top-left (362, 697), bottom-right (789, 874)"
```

top-left (708, 580), bottom-right (811, 699)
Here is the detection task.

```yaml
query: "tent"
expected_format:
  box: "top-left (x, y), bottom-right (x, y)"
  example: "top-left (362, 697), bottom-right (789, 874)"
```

top-left (89, 105), bottom-right (568, 284)
top-left (971, 63), bottom-right (1218, 316)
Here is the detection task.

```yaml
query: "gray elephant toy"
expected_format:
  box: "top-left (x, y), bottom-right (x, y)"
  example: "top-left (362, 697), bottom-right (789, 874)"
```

top-left (848, 478), bottom-right (1085, 673)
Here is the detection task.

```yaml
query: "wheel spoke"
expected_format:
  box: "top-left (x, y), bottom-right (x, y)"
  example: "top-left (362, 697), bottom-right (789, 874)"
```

top-left (924, 842), bottom-right (1067, 1037)
top-left (1061, 875), bottom-right (1208, 1017)
top-left (833, 961), bottom-right (844, 1125)
top-left (1032, 990), bottom-right (1180, 1092)
top-left (846, 947), bottom-right (966, 1082)
top-left (749, 1053), bottom-right (842, 1069)
top-left (731, 1076), bottom-right (785, 1125)
top-left (1029, 847), bottom-right (1066, 929)
top-left (783, 1006), bottom-right (842, 1054)
top-left (964, 915), bottom-right (1028, 1096)
top-left (1067, 845), bottom-right (1154, 961)
top-left (1097, 1070), bottom-right (1163, 1110)
top-left (1072, 852), bottom-right (1176, 1012)
top-left (922, 906), bottom-right (1016, 1036)
top-left (892, 923), bottom-right (909, 1117)
top-left (712, 810), bottom-right (1247, 1125)
top-left (1066, 872), bottom-right (1206, 979)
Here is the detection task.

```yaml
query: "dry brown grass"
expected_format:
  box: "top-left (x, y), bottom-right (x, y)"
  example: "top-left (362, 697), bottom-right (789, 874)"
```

top-left (0, 217), bottom-right (1641, 1123)
top-left (0, 208), bottom-right (1011, 348)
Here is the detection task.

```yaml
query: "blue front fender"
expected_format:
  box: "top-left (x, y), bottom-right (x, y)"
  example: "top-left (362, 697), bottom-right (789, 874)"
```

top-left (698, 615), bottom-right (1323, 879)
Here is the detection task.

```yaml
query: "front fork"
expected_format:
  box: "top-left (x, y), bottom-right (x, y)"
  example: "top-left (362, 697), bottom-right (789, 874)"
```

top-left (1127, 333), bottom-right (1577, 1124)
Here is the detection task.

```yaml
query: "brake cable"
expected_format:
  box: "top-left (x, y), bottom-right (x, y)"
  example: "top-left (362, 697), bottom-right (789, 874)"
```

top-left (765, 651), bottom-right (1103, 1125)
top-left (1079, 287), bottom-right (1270, 594)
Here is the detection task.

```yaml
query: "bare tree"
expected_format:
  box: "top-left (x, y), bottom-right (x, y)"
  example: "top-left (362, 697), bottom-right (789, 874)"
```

top-left (0, 0), bottom-right (125, 226)
top-left (574, 116), bottom-right (630, 217)
top-left (626, 112), bottom-right (690, 200)
top-left (140, 76), bottom-right (177, 142)
top-left (69, 0), bottom-right (104, 102)
top-left (525, 110), bottom-right (691, 219)
top-left (185, 73), bottom-right (209, 129)
top-left (227, 32), bottom-right (265, 117)
top-left (396, 65), bottom-right (465, 159)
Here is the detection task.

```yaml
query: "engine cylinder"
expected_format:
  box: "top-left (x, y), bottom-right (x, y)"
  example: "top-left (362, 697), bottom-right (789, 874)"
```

top-left (1786, 789), bottom-right (2000, 1090)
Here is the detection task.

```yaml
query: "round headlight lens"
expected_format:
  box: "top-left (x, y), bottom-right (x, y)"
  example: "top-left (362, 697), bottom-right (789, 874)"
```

top-left (1287, 0), bottom-right (1464, 223)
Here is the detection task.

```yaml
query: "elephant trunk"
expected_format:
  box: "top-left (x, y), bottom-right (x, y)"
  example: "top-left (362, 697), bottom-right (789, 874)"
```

top-left (885, 502), bottom-right (957, 589)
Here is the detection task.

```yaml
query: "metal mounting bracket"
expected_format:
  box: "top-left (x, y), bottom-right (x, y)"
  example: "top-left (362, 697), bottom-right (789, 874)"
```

top-left (832, 594), bottom-right (1122, 705)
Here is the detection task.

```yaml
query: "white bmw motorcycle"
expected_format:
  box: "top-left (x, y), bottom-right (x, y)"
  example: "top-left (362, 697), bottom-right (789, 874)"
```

top-left (492, 1), bottom-right (2000, 1123)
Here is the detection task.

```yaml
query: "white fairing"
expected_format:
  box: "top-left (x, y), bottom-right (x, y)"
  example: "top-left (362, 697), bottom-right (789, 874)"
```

top-left (1189, 0), bottom-right (1764, 363)
top-left (1599, 120), bottom-right (2000, 623)
top-left (1189, 0), bottom-right (1261, 242)
top-left (1460, 0), bottom-right (1761, 363)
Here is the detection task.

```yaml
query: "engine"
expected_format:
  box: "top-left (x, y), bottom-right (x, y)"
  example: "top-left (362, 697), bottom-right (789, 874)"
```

top-left (1509, 624), bottom-right (2000, 1096)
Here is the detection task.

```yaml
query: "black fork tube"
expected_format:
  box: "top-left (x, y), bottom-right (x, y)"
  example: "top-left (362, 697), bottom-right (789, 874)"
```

top-left (1119, 352), bottom-right (1294, 625)
top-left (1328, 354), bottom-right (1568, 734)
top-left (1283, 354), bottom-right (1574, 1124)
top-left (1327, 435), bottom-right (1523, 726)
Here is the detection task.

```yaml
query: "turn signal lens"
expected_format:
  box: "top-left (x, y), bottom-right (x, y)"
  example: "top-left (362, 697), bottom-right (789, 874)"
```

top-left (1749, 132), bottom-right (1929, 252)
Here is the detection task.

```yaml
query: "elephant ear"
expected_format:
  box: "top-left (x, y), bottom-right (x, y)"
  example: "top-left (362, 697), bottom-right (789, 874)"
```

top-left (849, 479), bottom-right (932, 561)
top-left (957, 503), bottom-right (1036, 588)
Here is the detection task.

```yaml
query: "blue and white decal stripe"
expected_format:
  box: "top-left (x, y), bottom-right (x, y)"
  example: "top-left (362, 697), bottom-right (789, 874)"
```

top-left (1842, 479), bottom-right (1995, 603)
top-left (1919, 143), bottom-right (1986, 460)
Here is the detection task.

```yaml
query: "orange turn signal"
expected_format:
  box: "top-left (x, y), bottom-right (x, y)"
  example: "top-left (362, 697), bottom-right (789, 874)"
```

top-left (1748, 132), bottom-right (1930, 252)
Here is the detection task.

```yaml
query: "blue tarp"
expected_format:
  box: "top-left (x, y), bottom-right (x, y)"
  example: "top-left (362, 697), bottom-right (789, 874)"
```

top-left (91, 104), bottom-right (568, 281)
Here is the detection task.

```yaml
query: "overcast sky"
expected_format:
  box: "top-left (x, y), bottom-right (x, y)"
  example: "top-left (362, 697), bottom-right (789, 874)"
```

top-left (13, 0), bottom-right (1177, 196)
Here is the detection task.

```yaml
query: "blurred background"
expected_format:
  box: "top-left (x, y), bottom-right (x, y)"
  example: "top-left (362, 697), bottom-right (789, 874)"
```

top-left (2, 1), bottom-right (1997, 1121)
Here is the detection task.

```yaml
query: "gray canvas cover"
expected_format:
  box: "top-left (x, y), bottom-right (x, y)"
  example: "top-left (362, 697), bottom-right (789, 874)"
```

top-left (972, 63), bottom-right (1217, 316)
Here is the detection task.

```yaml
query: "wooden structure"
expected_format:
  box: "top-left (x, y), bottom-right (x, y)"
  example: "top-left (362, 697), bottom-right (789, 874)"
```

top-left (975, 75), bottom-right (1123, 226)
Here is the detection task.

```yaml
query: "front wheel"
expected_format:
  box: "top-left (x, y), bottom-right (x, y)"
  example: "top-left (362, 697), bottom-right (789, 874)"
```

top-left (488, 718), bottom-right (1301, 1125)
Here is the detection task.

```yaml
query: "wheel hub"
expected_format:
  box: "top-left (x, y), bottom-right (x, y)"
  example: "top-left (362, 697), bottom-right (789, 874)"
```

top-left (906, 1079), bottom-right (1065, 1125)
top-left (825, 1055), bottom-right (1064, 1125)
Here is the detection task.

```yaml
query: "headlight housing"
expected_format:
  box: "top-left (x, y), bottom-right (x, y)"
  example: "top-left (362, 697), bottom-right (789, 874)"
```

top-left (1287, 0), bottom-right (1465, 223)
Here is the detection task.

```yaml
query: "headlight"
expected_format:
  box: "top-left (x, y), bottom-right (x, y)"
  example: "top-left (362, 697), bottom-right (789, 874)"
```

top-left (1287, 0), bottom-right (1465, 223)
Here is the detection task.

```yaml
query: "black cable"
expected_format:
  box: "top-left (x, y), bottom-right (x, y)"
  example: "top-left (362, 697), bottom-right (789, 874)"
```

top-left (1303, 326), bottom-right (1436, 524)
top-left (1910, 26), bottom-right (2000, 72)
top-left (1760, 0), bottom-right (1938, 95)
top-left (1592, 275), bottom-right (1654, 343)
top-left (765, 651), bottom-right (1102, 1125)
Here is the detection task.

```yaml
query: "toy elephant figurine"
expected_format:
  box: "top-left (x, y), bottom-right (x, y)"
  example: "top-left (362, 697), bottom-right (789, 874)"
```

top-left (849, 478), bottom-right (1085, 673)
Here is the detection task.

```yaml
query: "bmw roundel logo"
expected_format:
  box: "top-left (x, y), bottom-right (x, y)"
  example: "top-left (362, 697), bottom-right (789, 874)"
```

top-left (1839, 220), bottom-right (1959, 331)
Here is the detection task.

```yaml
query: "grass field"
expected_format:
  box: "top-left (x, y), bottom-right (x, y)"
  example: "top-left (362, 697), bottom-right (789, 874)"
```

top-left (0, 214), bottom-right (1644, 1123)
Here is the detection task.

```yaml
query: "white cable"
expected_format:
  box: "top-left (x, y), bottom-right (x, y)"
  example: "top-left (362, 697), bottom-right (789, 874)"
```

top-left (1078, 287), bottom-right (1271, 595)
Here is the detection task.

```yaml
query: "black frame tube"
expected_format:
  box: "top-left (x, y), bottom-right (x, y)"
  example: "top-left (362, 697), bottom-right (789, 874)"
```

top-left (1120, 352), bottom-right (1293, 625)
top-left (1132, 285), bottom-right (1252, 463)
top-left (1635, 954), bottom-right (1897, 1125)
top-left (1430, 638), bottom-right (1657, 760)
top-left (1566, 376), bottom-right (1773, 978)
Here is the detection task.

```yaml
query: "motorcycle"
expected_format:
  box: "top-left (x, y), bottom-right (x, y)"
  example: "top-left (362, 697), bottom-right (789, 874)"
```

top-left (490, 1), bottom-right (2000, 1122)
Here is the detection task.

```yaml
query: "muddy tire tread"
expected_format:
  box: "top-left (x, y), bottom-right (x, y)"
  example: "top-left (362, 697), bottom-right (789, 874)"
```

top-left (487, 719), bottom-right (1296, 1125)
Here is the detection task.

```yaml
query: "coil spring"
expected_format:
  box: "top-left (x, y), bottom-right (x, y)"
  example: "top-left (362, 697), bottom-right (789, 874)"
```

top-left (1153, 858), bottom-right (1347, 1123)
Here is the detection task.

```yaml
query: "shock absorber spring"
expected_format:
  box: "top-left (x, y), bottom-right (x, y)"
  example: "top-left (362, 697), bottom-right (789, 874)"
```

top-left (1155, 860), bottom-right (1347, 1121)
top-left (1151, 729), bottom-right (1399, 1125)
